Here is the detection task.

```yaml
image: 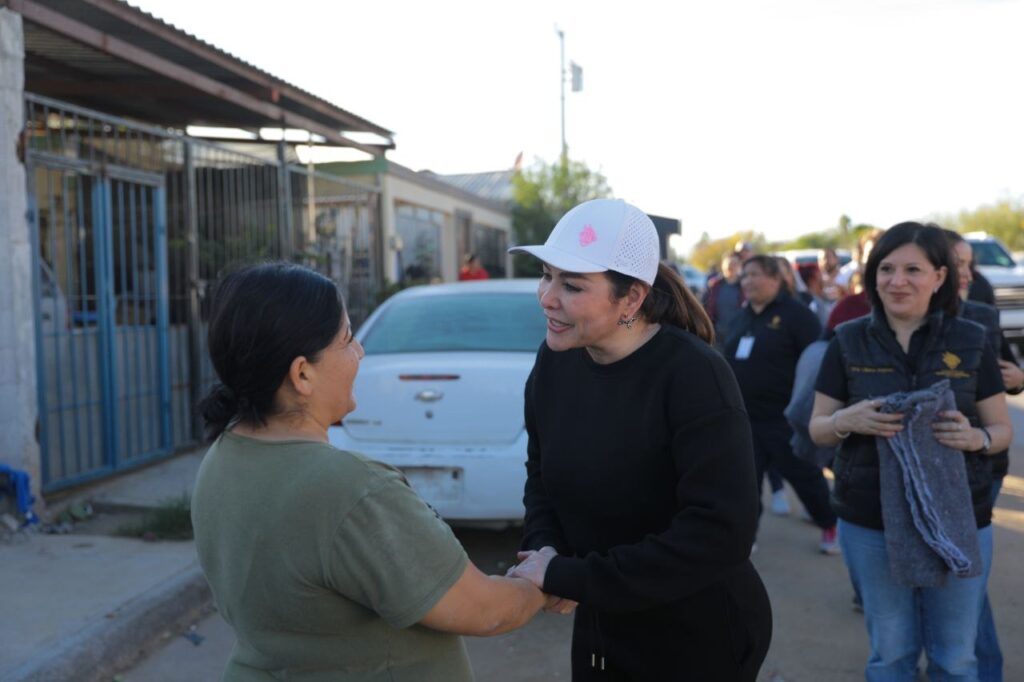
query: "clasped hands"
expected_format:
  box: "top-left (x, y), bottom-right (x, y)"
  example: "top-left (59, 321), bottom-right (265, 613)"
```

top-left (506, 546), bottom-right (577, 615)
top-left (836, 399), bottom-right (985, 451)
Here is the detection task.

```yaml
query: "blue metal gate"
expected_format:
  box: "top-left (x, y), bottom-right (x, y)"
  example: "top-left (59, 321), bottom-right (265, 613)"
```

top-left (24, 92), bottom-right (381, 492)
top-left (29, 157), bottom-right (172, 492)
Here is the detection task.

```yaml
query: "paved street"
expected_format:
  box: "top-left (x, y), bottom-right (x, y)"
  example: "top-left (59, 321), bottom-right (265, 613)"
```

top-left (123, 396), bottom-right (1024, 681)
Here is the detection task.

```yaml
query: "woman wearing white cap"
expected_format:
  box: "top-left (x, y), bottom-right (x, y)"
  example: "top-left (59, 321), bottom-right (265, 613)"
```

top-left (507, 199), bottom-right (772, 681)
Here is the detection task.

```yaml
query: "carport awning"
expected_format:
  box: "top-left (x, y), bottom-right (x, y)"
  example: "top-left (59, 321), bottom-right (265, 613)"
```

top-left (4, 0), bottom-right (394, 156)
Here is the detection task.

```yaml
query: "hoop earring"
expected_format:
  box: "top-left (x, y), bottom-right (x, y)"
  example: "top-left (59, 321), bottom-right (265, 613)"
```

top-left (617, 316), bottom-right (637, 330)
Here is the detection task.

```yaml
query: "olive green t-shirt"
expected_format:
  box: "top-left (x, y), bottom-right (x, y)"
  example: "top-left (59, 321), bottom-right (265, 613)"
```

top-left (192, 432), bottom-right (472, 682)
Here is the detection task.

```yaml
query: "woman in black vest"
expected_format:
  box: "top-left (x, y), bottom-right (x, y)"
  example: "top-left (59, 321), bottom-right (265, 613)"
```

top-left (809, 223), bottom-right (1012, 681)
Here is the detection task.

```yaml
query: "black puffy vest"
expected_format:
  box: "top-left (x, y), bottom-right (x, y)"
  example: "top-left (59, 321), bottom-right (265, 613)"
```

top-left (830, 310), bottom-right (993, 530)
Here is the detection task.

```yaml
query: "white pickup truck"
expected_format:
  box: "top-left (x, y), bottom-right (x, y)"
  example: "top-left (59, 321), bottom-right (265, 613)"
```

top-left (966, 232), bottom-right (1024, 356)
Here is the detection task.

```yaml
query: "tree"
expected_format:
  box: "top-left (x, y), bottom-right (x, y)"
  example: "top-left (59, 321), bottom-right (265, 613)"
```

top-left (689, 230), bottom-right (768, 272)
top-left (947, 198), bottom-right (1024, 251)
top-left (511, 158), bottom-right (612, 276)
top-left (773, 216), bottom-right (877, 252)
top-left (838, 214), bottom-right (852, 236)
top-left (778, 230), bottom-right (842, 251)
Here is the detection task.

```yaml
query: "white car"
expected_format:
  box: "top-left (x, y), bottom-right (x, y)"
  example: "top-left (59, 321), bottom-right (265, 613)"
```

top-left (670, 263), bottom-right (706, 298)
top-left (328, 279), bottom-right (546, 526)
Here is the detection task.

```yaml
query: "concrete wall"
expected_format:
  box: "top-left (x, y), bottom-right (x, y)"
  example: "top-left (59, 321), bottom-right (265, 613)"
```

top-left (383, 173), bottom-right (512, 283)
top-left (316, 161), bottom-right (513, 284)
top-left (0, 9), bottom-right (41, 503)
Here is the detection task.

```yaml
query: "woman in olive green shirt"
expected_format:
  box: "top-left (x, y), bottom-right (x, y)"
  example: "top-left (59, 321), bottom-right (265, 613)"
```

top-left (192, 263), bottom-right (545, 681)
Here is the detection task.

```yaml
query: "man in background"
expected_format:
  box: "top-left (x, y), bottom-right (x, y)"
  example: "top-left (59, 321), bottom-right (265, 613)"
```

top-left (704, 252), bottom-right (745, 346)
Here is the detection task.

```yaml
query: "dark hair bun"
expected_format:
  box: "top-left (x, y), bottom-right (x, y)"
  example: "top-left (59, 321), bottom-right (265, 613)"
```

top-left (198, 383), bottom-right (239, 440)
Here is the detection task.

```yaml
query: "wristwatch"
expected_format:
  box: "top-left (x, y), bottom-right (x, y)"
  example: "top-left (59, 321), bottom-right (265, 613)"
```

top-left (970, 427), bottom-right (992, 455)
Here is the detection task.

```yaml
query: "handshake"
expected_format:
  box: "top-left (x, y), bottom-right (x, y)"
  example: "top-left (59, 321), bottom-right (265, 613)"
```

top-left (505, 546), bottom-right (578, 615)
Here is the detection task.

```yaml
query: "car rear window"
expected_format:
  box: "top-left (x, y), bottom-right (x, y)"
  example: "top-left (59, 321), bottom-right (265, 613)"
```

top-left (361, 292), bottom-right (547, 353)
top-left (970, 241), bottom-right (1015, 268)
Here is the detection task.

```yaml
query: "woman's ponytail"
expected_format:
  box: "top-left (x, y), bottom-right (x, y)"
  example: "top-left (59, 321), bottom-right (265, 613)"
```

top-left (646, 263), bottom-right (715, 344)
top-left (607, 263), bottom-right (715, 344)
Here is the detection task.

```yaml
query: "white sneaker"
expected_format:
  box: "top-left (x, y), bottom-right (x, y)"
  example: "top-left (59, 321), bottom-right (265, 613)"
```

top-left (770, 489), bottom-right (791, 516)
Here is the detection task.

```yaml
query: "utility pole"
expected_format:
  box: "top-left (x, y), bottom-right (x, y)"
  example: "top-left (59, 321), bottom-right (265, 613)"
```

top-left (557, 26), bottom-right (567, 167)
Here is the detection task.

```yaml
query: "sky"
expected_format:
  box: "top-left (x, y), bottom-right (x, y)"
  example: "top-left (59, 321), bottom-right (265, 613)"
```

top-left (131, 0), bottom-right (1024, 254)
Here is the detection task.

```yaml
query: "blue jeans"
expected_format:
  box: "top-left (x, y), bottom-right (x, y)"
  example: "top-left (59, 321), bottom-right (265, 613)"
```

top-left (976, 479), bottom-right (1004, 682)
top-left (839, 520), bottom-right (993, 682)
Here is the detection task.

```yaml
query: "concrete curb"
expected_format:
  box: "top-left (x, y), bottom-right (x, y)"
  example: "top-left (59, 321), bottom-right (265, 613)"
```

top-left (3, 563), bottom-right (211, 682)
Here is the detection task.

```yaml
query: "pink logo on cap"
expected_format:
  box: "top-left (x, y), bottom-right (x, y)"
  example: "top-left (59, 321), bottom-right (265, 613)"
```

top-left (578, 224), bottom-right (597, 247)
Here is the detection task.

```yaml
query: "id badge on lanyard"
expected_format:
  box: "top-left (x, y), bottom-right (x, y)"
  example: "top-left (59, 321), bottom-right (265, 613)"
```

top-left (735, 335), bottom-right (755, 360)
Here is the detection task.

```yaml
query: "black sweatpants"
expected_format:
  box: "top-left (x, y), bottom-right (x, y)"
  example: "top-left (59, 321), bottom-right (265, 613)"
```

top-left (567, 563), bottom-right (772, 681)
top-left (750, 417), bottom-right (836, 529)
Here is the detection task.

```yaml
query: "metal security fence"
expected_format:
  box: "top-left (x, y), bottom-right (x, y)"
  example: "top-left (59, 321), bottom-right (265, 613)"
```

top-left (289, 166), bottom-right (380, 325)
top-left (24, 93), bottom-right (380, 492)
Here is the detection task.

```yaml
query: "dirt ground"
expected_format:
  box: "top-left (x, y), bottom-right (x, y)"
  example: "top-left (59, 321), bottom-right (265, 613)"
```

top-left (122, 396), bottom-right (1024, 681)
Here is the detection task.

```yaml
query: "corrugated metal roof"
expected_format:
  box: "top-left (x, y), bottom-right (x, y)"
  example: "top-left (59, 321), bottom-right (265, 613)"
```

top-left (432, 170), bottom-right (515, 204)
top-left (11, 0), bottom-right (394, 148)
top-left (387, 163), bottom-right (511, 214)
top-left (106, 0), bottom-right (394, 136)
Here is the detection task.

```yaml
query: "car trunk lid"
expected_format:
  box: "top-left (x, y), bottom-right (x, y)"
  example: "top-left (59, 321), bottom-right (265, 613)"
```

top-left (341, 353), bottom-right (533, 444)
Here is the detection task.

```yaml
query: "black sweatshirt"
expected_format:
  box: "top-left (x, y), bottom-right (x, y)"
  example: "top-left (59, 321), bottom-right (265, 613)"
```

top-left (521, 325), bottom-right (763, 613)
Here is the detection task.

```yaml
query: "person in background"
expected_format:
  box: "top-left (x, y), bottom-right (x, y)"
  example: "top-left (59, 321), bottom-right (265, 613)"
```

top-left (509, 199), bottom-right (772, 681)
top-left (824, 230), bottom-right (884, 340)
top-left (798, 263), bottom-right (834, 328)
top-left (458, 253), bottom-right (490, 281)
top-left (768, 255), bottom-right (812, 516)
top-left (704, 252), bottom-right (746, 347)
top-left (725, 255), bottom-right (840, 554)
top-left (965, 242), bottom-right (997, 306)
top-left (191, 263), bottom-right (545, 682)
top-left (836, 229), bottom-right (884, 294)
top-left (704, 262), bottom-right (721, 287)
top-left (969, 273), bottom-right (996, 306)
top-left (946, 229), bottom-right (1023, 682)
top-left (735, 241), bottom-right (755, 263)
top-left (810, 222), bottom-right (1012, 681)
top-left (776, 256), bottom-right (810, 306)
top-left (819, 247), bottom-right (847, 302)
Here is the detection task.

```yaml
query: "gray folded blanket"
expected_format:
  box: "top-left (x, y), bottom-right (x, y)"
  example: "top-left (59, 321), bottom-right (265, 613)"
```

top-left (876, 379), bottom-right (982, 587)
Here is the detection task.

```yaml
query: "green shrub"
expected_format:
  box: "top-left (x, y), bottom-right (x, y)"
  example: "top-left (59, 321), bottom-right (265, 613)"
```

top-left (117, 494), bottom-right (193, 541)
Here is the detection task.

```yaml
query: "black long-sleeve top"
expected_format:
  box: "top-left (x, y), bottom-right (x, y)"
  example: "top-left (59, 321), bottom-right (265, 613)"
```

top-left (723, 293), bottom-right (823, 421)
top-left (521, 325), bottom-right (761, 613)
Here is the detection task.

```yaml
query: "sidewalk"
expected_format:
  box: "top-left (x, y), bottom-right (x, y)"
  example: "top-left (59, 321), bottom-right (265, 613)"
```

top-left (0, 450), bottom-right (209, 682)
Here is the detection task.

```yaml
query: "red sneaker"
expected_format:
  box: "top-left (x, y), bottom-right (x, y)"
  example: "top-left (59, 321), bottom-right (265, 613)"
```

top-left (820, 526), bottom-right (840, 555)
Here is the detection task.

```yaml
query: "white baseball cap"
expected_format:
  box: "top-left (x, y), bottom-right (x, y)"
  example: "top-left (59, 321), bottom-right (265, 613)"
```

top-left (508, 199), bottom-right (660, 285)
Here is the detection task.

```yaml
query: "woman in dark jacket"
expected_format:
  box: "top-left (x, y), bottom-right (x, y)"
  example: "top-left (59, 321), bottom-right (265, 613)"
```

top-left (507, 199), bottom-right (772, 681)
top-left (724, 255), bottom-right (839, 554)
top-left (809, 223), bottom-right (1012, 681)
top-left (946, 229), bottom-right (1023, 682)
